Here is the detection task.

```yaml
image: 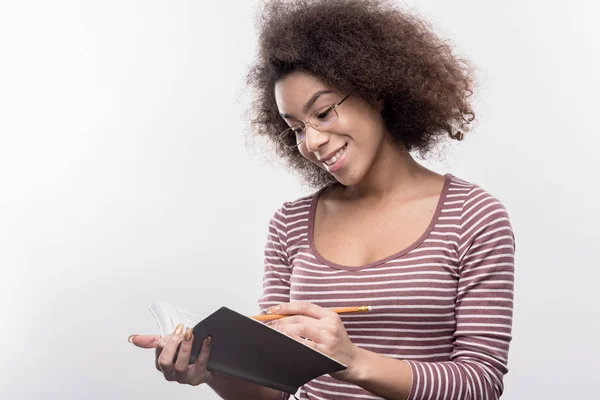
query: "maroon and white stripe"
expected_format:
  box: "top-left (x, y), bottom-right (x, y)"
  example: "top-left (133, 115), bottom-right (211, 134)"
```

top-left (259, 174), bottom-right (515, 400)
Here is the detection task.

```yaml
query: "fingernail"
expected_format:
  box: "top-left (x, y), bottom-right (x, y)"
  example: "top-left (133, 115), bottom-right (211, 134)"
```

top-left (205, 336), bottom-right (212, 346)
top-left (266, 305), bottom-right (280, 314)
top-left (175, 324), bottom-right (184, 335)
top-left (184, 327), bottom-right (192, 341)
top-left (127, 334), bottom-right (137, 343)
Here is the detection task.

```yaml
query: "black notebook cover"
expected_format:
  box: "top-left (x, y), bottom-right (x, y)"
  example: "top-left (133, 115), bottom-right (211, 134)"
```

top-left (188, 307), bottom-right (346, 394)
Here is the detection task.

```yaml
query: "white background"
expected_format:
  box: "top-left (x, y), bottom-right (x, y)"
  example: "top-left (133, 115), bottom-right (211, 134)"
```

top-left (0, 0), bottom-right (598, 399)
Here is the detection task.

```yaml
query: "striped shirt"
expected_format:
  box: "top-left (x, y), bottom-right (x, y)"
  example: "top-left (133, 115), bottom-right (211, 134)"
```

top-left (258, 174), bottom-right (515, 400)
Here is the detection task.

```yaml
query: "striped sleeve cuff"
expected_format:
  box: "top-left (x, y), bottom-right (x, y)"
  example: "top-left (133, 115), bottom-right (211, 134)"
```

top-left (405, 360), bottom-right (501, 400)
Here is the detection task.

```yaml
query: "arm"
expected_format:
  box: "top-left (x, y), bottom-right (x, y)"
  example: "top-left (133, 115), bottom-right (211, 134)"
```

top-left (257, 205), bottom-right (292, 313)
top-left (401, 190), bottom-right (515, 399)
top-left (254, 205), bottom-right (293, 399)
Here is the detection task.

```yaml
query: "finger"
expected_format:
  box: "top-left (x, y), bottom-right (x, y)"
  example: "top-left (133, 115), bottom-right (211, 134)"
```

top-left (296, 336), bottom-right (319, 350)
top-left (158, 324), bottom-right (185, 379)
top-left (129, 334), bottom-right (161, 349)
top-left (276, 323), bottom-right (324, 344)
top-left (271, 315), bottom-right (321, 327)
top-left (277, 326), bottom-right (319, 350)
top-left (174, 328), bottom-right (194, 374)
top-left (269, 302), bottom-right (328, 319)
top-left (155, 335), bottom-right (169, 371)
top-left (189, 336), bottom-right (212, 385)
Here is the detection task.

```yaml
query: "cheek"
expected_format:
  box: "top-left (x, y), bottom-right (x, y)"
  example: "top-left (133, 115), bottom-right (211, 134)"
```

top-left (298, 145), bottom-right (310, 160)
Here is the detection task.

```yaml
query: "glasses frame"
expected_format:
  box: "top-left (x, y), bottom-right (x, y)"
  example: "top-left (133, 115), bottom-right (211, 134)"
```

top-left (278, 93), bottom-right (352, 149)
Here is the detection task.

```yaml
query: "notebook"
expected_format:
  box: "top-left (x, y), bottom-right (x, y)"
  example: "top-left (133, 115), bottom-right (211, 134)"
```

top-left (149, 301), bottom-right (347, 394)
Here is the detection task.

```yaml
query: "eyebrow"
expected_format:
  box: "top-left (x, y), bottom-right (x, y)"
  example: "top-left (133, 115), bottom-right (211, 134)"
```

top-left (280, 90), bottom-right (335, 120)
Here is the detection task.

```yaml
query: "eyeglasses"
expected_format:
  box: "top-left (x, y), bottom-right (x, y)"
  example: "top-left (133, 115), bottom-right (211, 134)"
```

top-left (278, 93), bottom-right (351, 149)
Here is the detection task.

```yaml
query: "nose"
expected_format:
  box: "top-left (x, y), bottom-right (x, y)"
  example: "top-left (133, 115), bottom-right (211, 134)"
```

top-left (303, 125), bottom-right (329, 153)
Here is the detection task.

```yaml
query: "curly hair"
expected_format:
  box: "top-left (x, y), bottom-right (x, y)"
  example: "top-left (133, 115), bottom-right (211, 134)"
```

top-left (246, 0), bottom-right (475, 188)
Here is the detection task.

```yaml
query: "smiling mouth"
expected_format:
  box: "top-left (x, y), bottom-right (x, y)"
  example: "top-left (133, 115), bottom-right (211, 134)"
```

top-left (321, 144), bottom-right (347, 166)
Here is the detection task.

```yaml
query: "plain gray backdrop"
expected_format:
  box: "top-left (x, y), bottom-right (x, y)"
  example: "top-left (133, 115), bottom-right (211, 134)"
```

top-left (0, 0), bottom-right (598, 399)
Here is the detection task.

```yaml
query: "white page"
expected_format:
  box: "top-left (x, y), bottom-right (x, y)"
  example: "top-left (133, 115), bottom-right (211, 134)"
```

top-left (149, 301), bottom-right (203, 337)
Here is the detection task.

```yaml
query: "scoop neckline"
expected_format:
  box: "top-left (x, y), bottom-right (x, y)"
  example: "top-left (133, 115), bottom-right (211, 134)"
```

top-left (307, 173), bottom-right (453, 271)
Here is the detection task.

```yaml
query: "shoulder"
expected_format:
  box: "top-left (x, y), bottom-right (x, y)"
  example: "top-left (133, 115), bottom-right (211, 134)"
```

top-left (264, 191), bottom-right (322, 262)
top-left (447, 174), bottom-right (511, 219)
top-left (265, 189), bottom-right (322, 239)
top-left (271, 188), bottom-right (324, 221)
top-left (447, 175), bottom-right (515, 256)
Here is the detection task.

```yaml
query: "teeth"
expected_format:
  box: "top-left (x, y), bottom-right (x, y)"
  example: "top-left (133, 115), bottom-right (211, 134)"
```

top-left (324, 145), bottom-right (346, 166)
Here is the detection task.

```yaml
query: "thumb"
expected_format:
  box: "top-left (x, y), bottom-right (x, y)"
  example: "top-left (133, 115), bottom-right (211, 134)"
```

top-left (128, 334), bottom-right (161, 348)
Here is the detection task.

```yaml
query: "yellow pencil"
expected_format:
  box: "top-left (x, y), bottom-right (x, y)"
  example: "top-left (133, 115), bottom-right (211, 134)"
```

top-left (251, 305), bottom-right (372, 322)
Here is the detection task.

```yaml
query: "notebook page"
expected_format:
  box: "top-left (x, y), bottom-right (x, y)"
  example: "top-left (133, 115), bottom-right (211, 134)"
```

top-left (149, 301), bottom-right (203, 337)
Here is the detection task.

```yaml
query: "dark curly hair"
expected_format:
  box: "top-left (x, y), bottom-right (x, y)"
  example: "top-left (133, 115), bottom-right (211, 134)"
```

top-left (246, 0), bottom-right (475, 188)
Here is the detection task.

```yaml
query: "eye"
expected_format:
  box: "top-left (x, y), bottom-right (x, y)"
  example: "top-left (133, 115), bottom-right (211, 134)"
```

top-left (314, 106), bottom-right (334, 120)
top-left (291, 126), bottom-right (304, 135)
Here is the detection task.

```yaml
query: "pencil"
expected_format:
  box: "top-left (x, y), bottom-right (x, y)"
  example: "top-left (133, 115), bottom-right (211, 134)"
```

top-left (251, 305), bottom-right (372, 322)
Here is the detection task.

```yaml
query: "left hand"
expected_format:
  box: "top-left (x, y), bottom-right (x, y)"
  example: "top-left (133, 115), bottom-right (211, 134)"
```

top-left (266, 302), bottom-right (362, 381)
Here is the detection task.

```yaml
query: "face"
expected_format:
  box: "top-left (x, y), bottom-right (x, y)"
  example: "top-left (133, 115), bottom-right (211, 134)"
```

top-left (274, 71), bottom-right (390, 187)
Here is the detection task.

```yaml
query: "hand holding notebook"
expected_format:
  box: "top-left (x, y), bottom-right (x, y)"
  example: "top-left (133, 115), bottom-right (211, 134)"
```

top-left (130, 301), bottom-right (370, 394)
top-left (128, 328), bottom-right (214, 387)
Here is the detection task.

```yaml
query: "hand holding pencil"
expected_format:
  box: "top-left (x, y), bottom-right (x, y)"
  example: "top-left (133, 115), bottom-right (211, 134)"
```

top-left (254, 302), bottom-right (369, 381)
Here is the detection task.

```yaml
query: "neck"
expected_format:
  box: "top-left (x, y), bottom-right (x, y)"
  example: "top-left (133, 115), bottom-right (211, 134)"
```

top-left (343, 140), bottom-right (430, 201)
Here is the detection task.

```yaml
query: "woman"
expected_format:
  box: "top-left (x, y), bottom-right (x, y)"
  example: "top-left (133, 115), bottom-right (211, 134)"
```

top-left (129, 1), bottom-right (515, 399)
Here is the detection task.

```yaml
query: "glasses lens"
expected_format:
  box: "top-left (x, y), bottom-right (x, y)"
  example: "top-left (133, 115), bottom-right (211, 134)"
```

top-left (294, 126), bottom-right (306, 144)
top-left (280, 126), bottom-right (305, 148)
top-left (309, 105), bottom-right (338, 130)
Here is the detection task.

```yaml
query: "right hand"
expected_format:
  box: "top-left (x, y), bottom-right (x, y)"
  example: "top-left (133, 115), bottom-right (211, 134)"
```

top-left (128, 324), bottom-right (213, 386)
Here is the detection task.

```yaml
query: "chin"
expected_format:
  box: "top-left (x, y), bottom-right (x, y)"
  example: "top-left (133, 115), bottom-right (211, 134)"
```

top-left (330, 170), bottom-right (363, 187)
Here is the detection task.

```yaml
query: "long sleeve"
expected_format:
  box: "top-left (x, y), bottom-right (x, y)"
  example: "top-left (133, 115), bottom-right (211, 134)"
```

top-left (405, 187), bottom-right (515, 400)
top-left (258, 204), bottom-right (292, 313)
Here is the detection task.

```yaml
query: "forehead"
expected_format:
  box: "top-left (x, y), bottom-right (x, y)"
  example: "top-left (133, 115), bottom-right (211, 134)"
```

top-left (274, 71), bottom-right (333, 110)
